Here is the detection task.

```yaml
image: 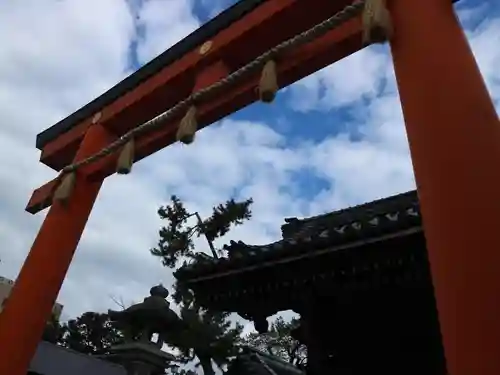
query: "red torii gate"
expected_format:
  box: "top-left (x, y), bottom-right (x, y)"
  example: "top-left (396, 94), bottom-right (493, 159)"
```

top-left (0, 0), bottom-right (499, 374)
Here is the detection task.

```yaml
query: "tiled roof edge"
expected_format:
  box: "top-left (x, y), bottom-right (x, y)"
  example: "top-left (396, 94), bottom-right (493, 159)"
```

top-left (176, 190), bottom-right (421, 280)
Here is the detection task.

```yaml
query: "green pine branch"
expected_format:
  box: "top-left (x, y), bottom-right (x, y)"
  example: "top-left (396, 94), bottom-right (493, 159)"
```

top-left (150, 195), bottom-right (253, 268)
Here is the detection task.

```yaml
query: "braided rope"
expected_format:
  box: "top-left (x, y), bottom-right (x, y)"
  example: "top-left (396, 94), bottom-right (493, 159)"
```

top-left (61, 0), bottom-right (366, 175)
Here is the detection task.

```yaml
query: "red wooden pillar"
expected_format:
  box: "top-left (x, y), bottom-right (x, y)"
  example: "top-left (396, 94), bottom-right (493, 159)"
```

top-left (0, 123), bottom-right (113, 375)
top-left (388, 0), bottom-right (500, 374)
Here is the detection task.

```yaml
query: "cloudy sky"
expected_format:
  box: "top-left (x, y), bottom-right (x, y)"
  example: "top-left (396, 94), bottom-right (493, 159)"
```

top-left (0, 0), bottom-right (498, 327)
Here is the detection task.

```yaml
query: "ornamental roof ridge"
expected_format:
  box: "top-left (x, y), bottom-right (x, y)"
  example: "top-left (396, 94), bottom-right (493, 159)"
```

top-left (176, 190), bottom-right (421, 279)
top-left (281, 190), bottom-right (418, 239)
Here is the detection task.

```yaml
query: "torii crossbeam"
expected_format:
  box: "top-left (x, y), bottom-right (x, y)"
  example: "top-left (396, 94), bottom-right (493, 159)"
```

top-left (1, 1), bottom-right (499, 375)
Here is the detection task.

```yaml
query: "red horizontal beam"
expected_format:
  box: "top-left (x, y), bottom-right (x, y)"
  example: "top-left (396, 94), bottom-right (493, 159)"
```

top-left (27, 17), bottom-right (363, 214)
top-left (27, 180), bottom-right (59, 214)
top-left (38, 0), bottom-right (356, 171)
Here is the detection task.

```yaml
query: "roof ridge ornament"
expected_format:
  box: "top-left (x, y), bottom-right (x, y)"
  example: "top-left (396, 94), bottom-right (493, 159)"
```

top-left (406, 207), bottom-right (420, 217)
top-left (385, 212), bottom-right (399, 221)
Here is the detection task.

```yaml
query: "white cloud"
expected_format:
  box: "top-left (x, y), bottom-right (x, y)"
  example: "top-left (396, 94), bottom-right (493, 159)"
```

top-left (0, 0), bottom-right (135, 123)
top-left (199, 0), bottom-right (233, 19)
top-left (466, 17), bottom-right (500, 107)
top-left (288, 47), bottom-right (390, 112)
top-left (134, 0), bottom-right (200, 63)
top-left (0, 0), bottom-right (498, 341)
top-left (0, 0), bottom-right (201, 319)
top-left (287, 6), bottom-right (500, 212)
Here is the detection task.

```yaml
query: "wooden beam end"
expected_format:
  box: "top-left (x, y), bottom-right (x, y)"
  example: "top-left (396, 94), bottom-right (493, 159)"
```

top-left (25, 180), bottom-right (57, 214)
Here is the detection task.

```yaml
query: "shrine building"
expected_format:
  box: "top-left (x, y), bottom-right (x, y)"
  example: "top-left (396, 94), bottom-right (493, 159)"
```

top-left (176, 190), bottom-right (448, 375)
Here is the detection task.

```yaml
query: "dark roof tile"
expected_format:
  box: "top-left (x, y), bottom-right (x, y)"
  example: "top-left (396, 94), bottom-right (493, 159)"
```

top-left (176, 190), bottom-right (421, 279)
top-left (227, 346), bottom-right (304, 375)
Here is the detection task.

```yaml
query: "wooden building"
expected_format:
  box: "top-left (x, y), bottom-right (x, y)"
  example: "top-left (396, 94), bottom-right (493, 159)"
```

top-left (176, 190), bottom-right (447, 375)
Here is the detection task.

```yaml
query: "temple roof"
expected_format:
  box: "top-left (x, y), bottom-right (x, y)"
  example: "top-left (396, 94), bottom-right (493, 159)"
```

top-left (227, 346), bottom-right (304, 375)
top-left (36, 0), bottom-right (266, 149)
top-left (176, 190), bottom-right (422, 281)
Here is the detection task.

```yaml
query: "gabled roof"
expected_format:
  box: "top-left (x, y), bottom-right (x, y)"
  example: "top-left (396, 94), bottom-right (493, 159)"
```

top-left (280, 189), bottom-right (419, 240)
top-left (29, 341), bottom-right (125, 375)
top-left (227, 346), bottom-right (304, 375)
top-left (176, 190), bottom-right (422, 281)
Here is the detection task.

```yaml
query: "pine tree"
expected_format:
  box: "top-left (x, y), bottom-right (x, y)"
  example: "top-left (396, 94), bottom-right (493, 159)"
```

top-left (174, 301), bottom-right (243, 375)
top-left (58, 312), bottom-right (125, 354)
top-left (244, 316), bottom-right (307, 368)
top-left (150, 195), bottom-right (253, 267)
top-left (41, 313), bottom-right (65, 344)
top-left (150, 195), bottom-right (252, 374)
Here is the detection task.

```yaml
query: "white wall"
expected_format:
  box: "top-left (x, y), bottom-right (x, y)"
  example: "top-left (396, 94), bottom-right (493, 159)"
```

top-left (0, 275), bottom-right (64, 320)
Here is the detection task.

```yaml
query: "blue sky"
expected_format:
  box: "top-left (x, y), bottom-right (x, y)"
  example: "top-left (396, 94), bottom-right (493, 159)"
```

top-left (0, 0), bottom-right (499, 347)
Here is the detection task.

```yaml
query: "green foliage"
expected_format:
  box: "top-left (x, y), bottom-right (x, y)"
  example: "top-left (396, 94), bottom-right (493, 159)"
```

top-left (244, 316), bottom-right (307, 367)
top-left (58, 312), bottom-right (125, 355)
top-left (174, 304), bottom-right (244, 375)
top-left (149, 194), bottom-right (306, 373)
top-left (150, 195), bottom-right (253, 268)
top-left (41, 314), bottom-right (65, 344)
top-left (198, 198), bottom-right (253, 243)
top-left (150, 194), bottom-right (252, 375)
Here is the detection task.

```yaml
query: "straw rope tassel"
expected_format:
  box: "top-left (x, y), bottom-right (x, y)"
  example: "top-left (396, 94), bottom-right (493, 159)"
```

top-left (53, 172), bottom-right (76, 204)
top-left (362, 0), bottom-right (393, 45)
top-left (259, 60), bottom-right (278, 103)
top-left (116, 139), bottom-right (135, 174)
top-left (176, 106), bottom-right (198, 144)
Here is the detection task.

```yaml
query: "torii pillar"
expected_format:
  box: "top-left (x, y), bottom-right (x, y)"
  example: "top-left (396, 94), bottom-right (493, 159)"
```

top-left (0, 124), bottom-right (114, 375)
top-left (388, 1), bottom-right (500, 375)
